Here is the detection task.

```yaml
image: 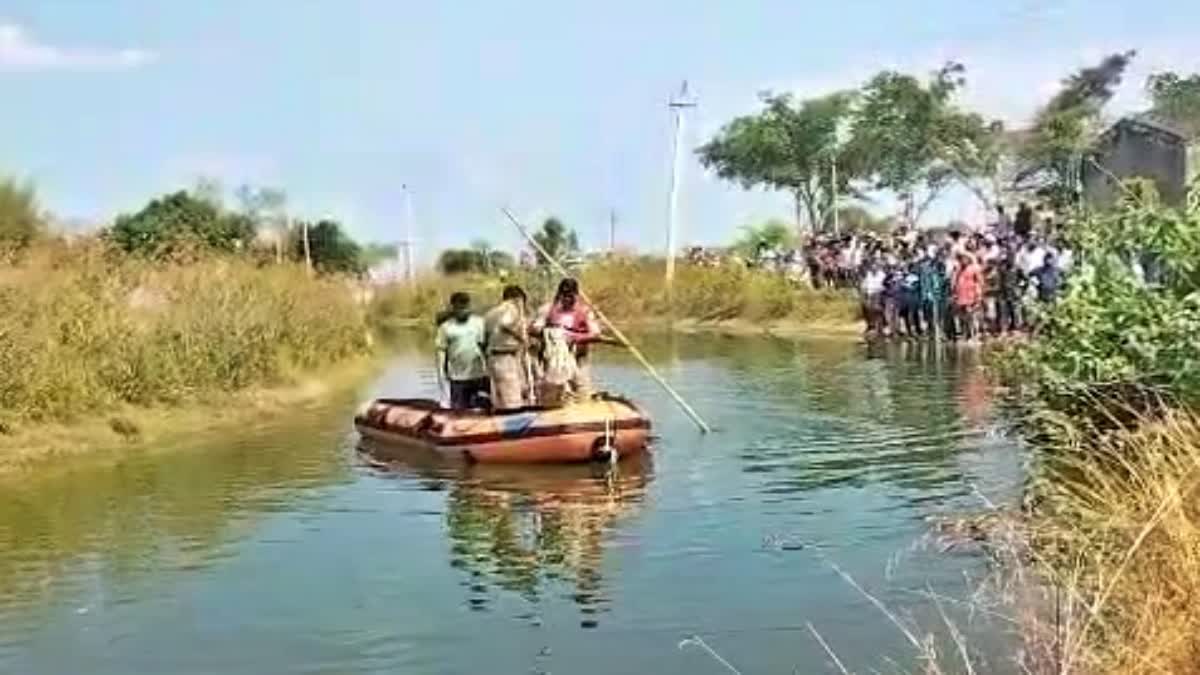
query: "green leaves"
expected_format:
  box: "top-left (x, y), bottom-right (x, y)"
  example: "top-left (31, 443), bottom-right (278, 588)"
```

top-left (697, 90), bottom-right (856, 231)
top-left (1013, 182), bottom-right (1200, 426)
top-left (531, 217), bottom-right (579, 265)
top-left (0, 177), bottom-right (43, 250)
top-left (1015, 51), bottom-right (1136, 200)
top-left (107, 190), bottom-right (256, 256)
top-left (699, 63), bottom-right (999, 231)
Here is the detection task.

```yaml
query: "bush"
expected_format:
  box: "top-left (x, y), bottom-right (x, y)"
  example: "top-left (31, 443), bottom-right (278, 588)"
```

top-left (1000, 182), bottom-right (1200, 432)
top-left (368, 256), bottom-right (859, 328)
top-left (0, 240), bottom-right (370, 424)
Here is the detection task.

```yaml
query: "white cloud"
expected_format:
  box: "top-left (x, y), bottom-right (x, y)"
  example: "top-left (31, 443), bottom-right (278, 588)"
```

top-left (0, 21), bottom-right (155, 71)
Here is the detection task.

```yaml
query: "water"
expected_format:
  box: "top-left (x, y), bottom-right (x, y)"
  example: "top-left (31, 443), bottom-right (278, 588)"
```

top-left (0, 334), bottom-right (1023, 674)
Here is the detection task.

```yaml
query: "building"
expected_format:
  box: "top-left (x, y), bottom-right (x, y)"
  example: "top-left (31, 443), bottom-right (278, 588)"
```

top-left (1082, 115), bottom-right (1190, 208)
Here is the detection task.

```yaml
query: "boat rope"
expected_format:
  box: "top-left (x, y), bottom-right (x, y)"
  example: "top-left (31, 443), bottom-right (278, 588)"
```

top-left (604, 415), bottom-right (618, 465)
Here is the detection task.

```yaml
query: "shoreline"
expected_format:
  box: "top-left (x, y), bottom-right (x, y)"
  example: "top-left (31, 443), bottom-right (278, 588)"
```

top-left (379, 316), bottom-right (864, 340)
top-left (0, 356), bottom-right (383, 477)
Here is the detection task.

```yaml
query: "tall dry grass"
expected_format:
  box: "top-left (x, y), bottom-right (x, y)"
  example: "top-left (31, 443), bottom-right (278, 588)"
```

top-left (0, 240), bottom-right (370, 427)
top-left (1014, 409), bottom-right (1200, 675)
top-left (368, 258), bottom-right (859, 329)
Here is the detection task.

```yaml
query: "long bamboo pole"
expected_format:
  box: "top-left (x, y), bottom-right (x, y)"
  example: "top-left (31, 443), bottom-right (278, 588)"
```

top-left (501, 207), bottom-right (711, 433)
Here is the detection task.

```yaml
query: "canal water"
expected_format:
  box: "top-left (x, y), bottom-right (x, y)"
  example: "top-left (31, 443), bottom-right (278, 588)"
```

top-left (0, 335), bottom-right (1023, 674)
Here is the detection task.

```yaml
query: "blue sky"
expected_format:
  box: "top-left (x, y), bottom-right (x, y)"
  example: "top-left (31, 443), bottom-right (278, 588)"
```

top-left (2, 1), bottom-right (1197, 263)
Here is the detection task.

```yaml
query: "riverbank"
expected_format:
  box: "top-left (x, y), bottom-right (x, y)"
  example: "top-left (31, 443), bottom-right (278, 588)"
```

top-left (0, 355), bottom-right (380, 477)
top-left (368, 258), bottom-right (862, 337)
top-left (0, 241), bottom-right (376, 473)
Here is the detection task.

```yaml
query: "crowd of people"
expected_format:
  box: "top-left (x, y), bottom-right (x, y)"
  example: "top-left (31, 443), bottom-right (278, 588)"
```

top-left (816, 204), bottom-right (1072, 342)
top-left (434, 278), bottom-right (600, 410)
top-left (692, 203), bottom-right (1078, 343)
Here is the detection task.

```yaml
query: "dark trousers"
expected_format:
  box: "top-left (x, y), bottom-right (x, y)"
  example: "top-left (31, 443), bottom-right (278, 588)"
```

top-left (449, 377), bottom-right (490, 409)
top-left (997, 297), bottom-right (1021, 333)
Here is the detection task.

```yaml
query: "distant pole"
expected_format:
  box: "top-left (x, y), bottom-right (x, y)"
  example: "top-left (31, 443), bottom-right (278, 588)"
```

top-left (402, 184), bottom-right (415, 284)
top-left (609, 209), bottom-right (617, 253)
top-left (665, 80), bottom-right (696, 289)
top-left (831, 157), bottom-right (840, 236)
top-left (301, 218), bottom-right (312, 275)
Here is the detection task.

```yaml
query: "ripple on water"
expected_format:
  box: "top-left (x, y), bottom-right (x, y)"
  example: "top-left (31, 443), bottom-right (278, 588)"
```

top-left (0, 335), bottom-right (1024, 675)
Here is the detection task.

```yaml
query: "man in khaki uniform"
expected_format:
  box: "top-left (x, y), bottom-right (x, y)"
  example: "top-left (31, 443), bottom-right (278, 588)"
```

top-left (484, 285), bottom-right (529, 410)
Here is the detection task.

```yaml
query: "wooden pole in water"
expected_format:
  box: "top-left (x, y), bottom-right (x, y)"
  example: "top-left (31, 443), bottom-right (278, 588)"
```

top-left (501, 207), bottom-right (711, 434)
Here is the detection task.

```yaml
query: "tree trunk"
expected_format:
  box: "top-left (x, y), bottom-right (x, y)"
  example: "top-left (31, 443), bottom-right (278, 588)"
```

top-left (794, 192), bottom-right (808, 238)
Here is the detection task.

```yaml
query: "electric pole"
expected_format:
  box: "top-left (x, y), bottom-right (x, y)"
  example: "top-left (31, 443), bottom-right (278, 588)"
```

top-left (609, 209), bottom-right (617, 253)
top-left (665, 80), bottom-right (696, 289)
top-left (301, 217), bottom-right (312, 275)
top-left (402, 184), bottom-right (415, 284)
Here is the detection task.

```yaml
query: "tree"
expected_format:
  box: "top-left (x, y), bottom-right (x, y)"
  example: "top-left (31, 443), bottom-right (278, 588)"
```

top-left (849, 62), bottom-right (1000, 225)
top-left (835, 205), bottom-right (893, 235)
top-left (0, 177), bottom-right (43, 249)
top-left (730, 219), bottom-right (796, 257)
top-left (291, 219), bottom-right (363, 275)
top-left (1147, 71), bottom-right (1200, 139)
top-left (108, 190), bottom-right (256, 256)
top-left (235, 184), bottom-right (288, 259)
top-left (359, 242), bottom-right (400, 268)
top-left (531, 217), bottom-right (579, 265)
top-left (698, 91), bottom-right (859, 233)
top-left (438, 240), bottom-right (515, 275)
top-left (1015, 51), bottom-right (1136, 206)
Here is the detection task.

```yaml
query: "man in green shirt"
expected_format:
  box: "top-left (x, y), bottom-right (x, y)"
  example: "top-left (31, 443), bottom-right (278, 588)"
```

top-left (435, 292), bottom-right (488, 409)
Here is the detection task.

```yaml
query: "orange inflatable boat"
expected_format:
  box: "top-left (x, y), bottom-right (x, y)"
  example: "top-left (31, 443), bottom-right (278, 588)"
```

top-left (354, 394), bottom-right (651, 464)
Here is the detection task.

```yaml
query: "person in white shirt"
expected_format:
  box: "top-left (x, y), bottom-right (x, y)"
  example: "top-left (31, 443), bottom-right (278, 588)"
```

top-left (1018, 241), bottom-right (1046, 276)
top-left (860, 263), bottom-right (887, 336)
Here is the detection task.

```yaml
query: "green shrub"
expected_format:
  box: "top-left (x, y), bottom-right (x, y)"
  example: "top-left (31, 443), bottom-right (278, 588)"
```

top-left (999, 180), bottom-right (1200, 433)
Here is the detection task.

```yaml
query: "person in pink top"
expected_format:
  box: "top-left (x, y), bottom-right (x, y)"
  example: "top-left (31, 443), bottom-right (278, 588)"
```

top-left (952, 252), bottom-right (983, 341)
top-left (532, 278), bottom-right (601, 402)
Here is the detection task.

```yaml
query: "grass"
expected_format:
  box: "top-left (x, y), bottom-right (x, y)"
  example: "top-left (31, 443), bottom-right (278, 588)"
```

top-left (1015, 409), bottom-right (1200, 674)
top-left (366, 257), bottom-right (860, 336)
top-left (0, 239), bottom-right (374, 464)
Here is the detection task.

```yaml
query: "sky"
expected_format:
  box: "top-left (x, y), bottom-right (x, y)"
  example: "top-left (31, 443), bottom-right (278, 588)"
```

top-left (2, 1), bottom-right (1198, 264)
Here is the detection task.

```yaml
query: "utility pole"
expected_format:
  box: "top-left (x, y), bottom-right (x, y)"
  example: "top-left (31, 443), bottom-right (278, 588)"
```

top-left (609, 209), bottom-right (617, 253)
top-left (665, 80), bottom-right (696, 289)
top-left (401, 184), bottom-right (415, 284)
top-left (301, 217), bottom-right (312, 275)
top-left (831, 157), bottom-right (840, 236)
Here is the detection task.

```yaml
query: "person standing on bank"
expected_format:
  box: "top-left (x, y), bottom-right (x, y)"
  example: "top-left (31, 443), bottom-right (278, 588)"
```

top-left (435, 292), bottom-right (488, 409)
top-left (533, 278), bottom-right (600, 403)
top-left (484, 285), bottom-right (530, 410)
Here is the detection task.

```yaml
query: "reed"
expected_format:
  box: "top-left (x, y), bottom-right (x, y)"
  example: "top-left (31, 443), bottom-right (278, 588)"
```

top-left (367, 257), bottom-right (859, 330)
top-left (0, 239), bottom-right (371, 429)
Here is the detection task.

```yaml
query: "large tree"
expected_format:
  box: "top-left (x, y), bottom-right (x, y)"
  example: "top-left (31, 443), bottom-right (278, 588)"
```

top-left (438, 240), bottom-right (516, 275)
top-left (849, 62), bottom-right (1001, 224)
top-left (697, 91), bottom-right (859, 233)
top-left (108, 190), bottom-right (256, 256)
top-left (1147, 70), bottom-right (1200, 140)
top-left (0, 177), bottom-right (43, 249)
top-left (531, 217), bottom-right (579, 265)
top-left (1015, 50), bottom-right (1136, 206)
top-left (291, 219), bottom-right (364, 275)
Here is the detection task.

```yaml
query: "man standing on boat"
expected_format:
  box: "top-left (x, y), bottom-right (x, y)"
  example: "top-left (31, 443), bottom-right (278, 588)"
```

top-left (533, 278), bottom-right (600, 405)
top-left (435, 292), bottom-right (488, 409)
top-left (484, 285), bottom-right (530, 410)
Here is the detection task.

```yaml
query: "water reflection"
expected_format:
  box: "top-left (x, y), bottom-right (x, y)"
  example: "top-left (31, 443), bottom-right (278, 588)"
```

top-left (360, 444), bottom-right (651, 628)
top-left (0, 406), bottom-right (354, 616)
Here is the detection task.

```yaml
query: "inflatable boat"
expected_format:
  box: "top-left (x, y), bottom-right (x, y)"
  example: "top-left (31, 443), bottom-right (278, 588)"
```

top-left (354, 394), bottom-right (651, 464)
